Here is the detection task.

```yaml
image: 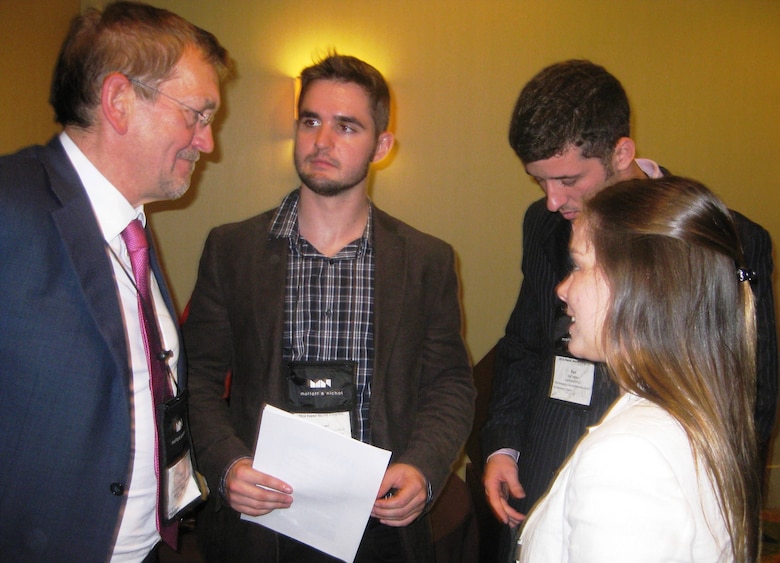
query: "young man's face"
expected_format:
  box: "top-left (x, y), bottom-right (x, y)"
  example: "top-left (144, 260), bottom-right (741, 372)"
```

top-left (525, 146), bottom-right (614, 221)
top-left (293, 79), bottom-right (392, 197)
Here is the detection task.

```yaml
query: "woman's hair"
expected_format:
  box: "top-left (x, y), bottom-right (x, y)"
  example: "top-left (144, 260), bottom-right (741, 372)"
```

top-left (583, 176), bottom-right (760, 561)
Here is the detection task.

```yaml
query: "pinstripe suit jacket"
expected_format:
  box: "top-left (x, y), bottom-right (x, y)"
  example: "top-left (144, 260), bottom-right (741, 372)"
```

top-left (482, 193), bottom-right (777, 520)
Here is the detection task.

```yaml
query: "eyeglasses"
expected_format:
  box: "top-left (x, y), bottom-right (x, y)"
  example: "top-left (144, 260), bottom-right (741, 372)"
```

top-left (128, 77), bottom-right (215, 128)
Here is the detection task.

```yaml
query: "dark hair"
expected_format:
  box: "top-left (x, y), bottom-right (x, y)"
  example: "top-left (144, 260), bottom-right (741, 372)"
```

top-left (50, 1), bottom-right (230, 127)
top-left (583, 176), bottom-right (760, 562)
top-left (508, 60), bottom-right (630, 165)
top-left (298, 52), bottom-right (390, 136)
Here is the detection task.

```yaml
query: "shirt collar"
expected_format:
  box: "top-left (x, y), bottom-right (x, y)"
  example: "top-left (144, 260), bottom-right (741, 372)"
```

top-left (59, 131), bottom-right (145, 242)
top-left (269, 188), bottom-right (373, 257)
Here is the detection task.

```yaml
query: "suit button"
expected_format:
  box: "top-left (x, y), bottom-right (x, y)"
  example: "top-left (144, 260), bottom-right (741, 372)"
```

top-left (110, 482), bottom-right (125, 495)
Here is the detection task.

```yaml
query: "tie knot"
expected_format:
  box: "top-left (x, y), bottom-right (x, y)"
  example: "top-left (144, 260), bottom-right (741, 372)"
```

top-left (122, 219), bottom-right (148, 253)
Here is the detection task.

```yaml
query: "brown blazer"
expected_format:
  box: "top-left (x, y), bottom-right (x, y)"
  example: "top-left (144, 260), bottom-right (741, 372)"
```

top-left (183, 201), bottom-right (475, 561)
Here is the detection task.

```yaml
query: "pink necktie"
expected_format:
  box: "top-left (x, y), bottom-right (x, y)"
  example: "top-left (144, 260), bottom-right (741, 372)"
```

top-left (121, 219), bottom-right (178, 549)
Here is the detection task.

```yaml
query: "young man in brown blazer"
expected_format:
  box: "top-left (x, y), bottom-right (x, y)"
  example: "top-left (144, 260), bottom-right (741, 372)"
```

top-left (184, 53), bottom-right (475, 563)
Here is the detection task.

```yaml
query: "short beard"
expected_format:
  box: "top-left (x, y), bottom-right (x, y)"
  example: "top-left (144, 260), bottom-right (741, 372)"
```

top-left (162, 150), bottom-right (199, 200)
top-left (295, 156), bottom-right (371, 197)
top-left (158, 178), bottom-right (191, 201)
top-left (167, 182), bottom-right (190, 200)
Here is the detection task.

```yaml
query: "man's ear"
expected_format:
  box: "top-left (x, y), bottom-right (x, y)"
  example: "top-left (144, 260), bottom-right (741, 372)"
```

top-left (372, 132), bottom-right (395, 163)
top-left (611, 137), bottom-right (636, 173)
top-left (101, 72), bottom-right (134, 134)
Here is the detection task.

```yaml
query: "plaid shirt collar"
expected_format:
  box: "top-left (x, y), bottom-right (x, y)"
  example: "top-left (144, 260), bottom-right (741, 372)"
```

top-left (269, 188), bottom-right (373, 257)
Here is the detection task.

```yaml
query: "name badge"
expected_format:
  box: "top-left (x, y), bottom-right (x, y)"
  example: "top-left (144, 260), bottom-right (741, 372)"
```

top-left (286, 361), bottom-right (358, 439)
top-left (160, 392), bottom-right (208, 523)
top-left (549, 355), bottom-right (595, 407)
top-left (292, 411), bottom-right (353, 439)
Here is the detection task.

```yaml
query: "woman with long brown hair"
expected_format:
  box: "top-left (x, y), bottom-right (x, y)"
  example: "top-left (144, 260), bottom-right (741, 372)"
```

top-left (517, 176), bottom-right (761, 562)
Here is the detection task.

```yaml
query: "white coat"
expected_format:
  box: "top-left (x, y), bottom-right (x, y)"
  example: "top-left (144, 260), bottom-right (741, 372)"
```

top-left (518, 393), bottom-right (732, 562)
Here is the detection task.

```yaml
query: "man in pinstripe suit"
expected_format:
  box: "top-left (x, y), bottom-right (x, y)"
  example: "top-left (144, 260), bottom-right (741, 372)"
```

top-left (480, 60), bottom-right (777, 562)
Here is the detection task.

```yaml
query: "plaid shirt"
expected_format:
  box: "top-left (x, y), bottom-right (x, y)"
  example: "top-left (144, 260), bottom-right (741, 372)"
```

top-left (269, 189), bottom-right (375, 443)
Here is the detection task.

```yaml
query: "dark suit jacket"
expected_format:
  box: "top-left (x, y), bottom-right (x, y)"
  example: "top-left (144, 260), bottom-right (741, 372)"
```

top-left (481, 195), bottom-right (778, 519)
top-left (0, 137), bottom-right (185, 562)
top-left (183, 202), bottom-right (475, 562)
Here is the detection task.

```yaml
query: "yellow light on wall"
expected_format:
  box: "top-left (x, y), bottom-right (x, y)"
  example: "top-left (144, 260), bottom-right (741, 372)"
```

top-left (277, 46), bottom-right (394, 123)
top-left (293, 76), bottom-right (301, 121)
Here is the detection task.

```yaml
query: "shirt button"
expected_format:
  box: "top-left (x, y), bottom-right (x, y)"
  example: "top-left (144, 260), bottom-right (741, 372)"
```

top-left (110, 482), bottom-right (125, 496)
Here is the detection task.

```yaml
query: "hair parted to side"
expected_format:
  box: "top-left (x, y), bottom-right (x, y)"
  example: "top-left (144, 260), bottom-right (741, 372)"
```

top-left (298, 51), bottom-right (390, 137)
top-left (582, 176), bottom-right (760, 562)
top-left (508, 60), bottom-right (630, 166)
top-left (50, 0), bottom-right (231, 128)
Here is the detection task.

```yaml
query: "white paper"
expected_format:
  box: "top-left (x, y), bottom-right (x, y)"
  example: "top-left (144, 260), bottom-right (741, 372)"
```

top-left (241, 404), bottom-right (391, 562)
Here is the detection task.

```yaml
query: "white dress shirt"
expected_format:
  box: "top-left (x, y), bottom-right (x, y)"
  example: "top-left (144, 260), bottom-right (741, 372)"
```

top-left (60, 132), bottom-right (180, 561)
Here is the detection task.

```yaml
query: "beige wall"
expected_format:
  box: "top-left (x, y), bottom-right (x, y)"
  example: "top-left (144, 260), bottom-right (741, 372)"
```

top-left (5, 0), bottom-right (780, 500)
top-left (124, 0), bottom-right (780, 364)
top-left (0, 0), bottom-right (79, 151)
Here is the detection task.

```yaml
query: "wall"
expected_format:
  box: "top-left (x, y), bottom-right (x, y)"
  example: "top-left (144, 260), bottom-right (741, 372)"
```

top-left (5, 0), bottom-right (780, 502)
top-left (142, 0), bottom-right (780, 364)
top-left (0, 0), bottom-right (79, 152)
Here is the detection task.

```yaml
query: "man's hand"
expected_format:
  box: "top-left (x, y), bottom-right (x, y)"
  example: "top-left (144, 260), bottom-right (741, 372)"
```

top-left (371, 463), bottom-right (428, 527)
top-left (483, 454), bottom-right (526, 528)
top-left (224, 458), bottom-right (293, 516)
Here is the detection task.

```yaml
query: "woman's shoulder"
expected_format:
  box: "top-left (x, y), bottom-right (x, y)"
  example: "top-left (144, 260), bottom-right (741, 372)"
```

top-left (577, 395), bottom-right (692, 472)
